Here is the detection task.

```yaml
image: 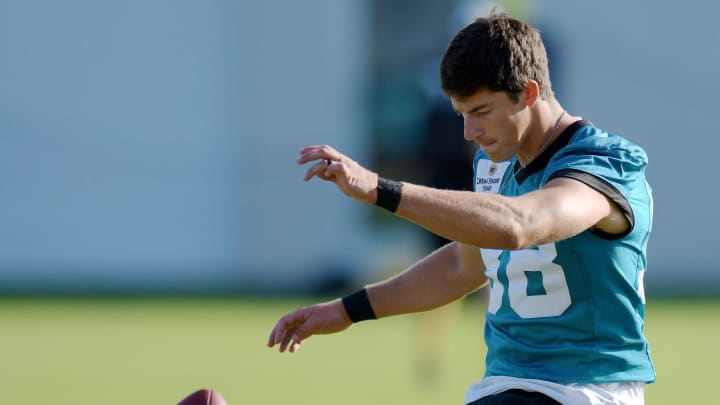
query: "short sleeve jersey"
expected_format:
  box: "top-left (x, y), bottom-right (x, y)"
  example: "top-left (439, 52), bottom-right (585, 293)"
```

top-left (472, 120), bottom-right (655, 384)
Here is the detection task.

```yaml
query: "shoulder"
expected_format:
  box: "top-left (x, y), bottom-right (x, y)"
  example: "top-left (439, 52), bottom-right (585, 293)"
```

top-left (558, 125), bottom-right (648, 168)
top-left (546, 125), bottom-right (648, 185)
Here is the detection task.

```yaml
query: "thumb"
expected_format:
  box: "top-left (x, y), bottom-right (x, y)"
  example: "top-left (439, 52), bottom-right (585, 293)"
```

top-left (287, 310), bottom-right (315, 352)
top-left (289, 332), bottom-right (304, 353)
top-left (288, 309), bottom-right (325, 352)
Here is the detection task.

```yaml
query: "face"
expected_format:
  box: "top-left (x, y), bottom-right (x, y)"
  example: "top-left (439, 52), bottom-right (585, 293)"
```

top-left (451, 89), bottom-right (530, 163)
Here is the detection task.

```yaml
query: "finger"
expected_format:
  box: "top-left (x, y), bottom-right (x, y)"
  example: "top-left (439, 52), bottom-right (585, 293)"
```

top-left (279, 329), bottom-right (294, 353)
top-left (267, 319), bottom-right (282, 347)
top-left (287, 319), bottom-right (315, 353)
top-left (282, 319), bottom-right (310, 353)
top-left (298, 145), bottom-right (336, 157)
top-left (290, 321), bottom-right (313, 343)
top-left (268, 311), bottom-right (300, 348)
top-left (267, 326), bottom-right (277, 347)
top-left (296, 146), bottom-right (343, 165)
top-left (269, 308), bottom-right (310, 352)
top-left (268, 322), bottom-right (288, 348)
top-left (277, 317), bottom-right (298, 352)
top-left (289, 338), bottom-right (302, 353)
top-left (303, 160), bottom-right (333, 182)
top-left (298, 145), bottom-right (326, 154)
top-left (322, 159), bottom-right (342, 178)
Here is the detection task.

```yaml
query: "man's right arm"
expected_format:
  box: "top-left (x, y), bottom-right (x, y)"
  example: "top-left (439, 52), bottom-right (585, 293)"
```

top-left (367, 242), bottom-right (487, 318)
top-left (267, 242), bottom-right (487, 353)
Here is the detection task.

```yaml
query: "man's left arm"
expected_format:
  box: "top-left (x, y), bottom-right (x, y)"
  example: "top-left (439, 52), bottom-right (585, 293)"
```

top-left (297, 145), bottom-right (621, 249)
top-left (396, 177), bottom-right (621, 249)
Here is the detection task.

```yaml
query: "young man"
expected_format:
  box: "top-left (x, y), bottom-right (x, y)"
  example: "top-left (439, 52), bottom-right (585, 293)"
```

top-left (267, 13), bottom-right (654, 405)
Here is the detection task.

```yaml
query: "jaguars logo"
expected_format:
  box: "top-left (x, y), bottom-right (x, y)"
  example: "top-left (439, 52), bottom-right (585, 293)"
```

top-left (489, 163), bottom-right (498, 176)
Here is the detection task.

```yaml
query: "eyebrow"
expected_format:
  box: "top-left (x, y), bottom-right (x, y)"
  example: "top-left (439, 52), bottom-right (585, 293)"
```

top-left (468, 102), bottom-right (492, 113)
top-left (452, 101), bottom-right (492, 114)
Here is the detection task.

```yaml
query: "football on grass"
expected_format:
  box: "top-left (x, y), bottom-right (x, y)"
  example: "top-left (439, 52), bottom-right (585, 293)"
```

top-left (177, 388), bottom-right (228, 405)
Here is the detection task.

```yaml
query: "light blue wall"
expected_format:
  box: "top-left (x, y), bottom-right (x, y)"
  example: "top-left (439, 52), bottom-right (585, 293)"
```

top-left (0, 0), bottom-right (381, 293)
top-left (0, 0), bottom-right (716, 294)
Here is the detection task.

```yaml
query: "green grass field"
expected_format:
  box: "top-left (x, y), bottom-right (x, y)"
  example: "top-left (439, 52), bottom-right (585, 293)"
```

top-left (0, 296), bottom-right (717, 404)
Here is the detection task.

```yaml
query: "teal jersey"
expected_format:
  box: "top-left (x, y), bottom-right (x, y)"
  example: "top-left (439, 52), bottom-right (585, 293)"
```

top-left (473, 120), bottom-right (655, 384)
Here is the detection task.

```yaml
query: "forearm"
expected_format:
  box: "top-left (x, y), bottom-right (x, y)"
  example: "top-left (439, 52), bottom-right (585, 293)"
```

top-left (394, 183), bottom-right (525, 249)
top-left (365, 242), bottom-right (486, 318)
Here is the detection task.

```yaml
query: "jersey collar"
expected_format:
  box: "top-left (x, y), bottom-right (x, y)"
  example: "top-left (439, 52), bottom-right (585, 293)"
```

top-left (513, 119), bottom-right (592, 185)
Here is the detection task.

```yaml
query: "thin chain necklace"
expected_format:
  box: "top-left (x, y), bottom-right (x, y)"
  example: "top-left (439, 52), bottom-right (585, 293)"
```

top-left (498, 110), bottom-right (566, 194)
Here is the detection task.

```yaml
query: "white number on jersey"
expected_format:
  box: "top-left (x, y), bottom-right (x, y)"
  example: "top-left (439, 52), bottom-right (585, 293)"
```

top-left (481, 243), bottom-right (572, 319)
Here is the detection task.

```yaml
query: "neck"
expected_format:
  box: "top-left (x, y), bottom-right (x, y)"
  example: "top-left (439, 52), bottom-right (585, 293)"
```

top-left (517, 102), bottom-right (567, 167)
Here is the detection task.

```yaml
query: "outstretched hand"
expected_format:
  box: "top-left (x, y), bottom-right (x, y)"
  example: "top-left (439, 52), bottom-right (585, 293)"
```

top-left (297, 145), bottom-right (378, 205)
top-left (267, 299), bottom-right (353, 353)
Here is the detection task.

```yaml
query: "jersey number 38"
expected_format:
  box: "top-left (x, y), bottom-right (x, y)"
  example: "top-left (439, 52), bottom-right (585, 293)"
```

top-left (481, 243), bottom-right (572, 319)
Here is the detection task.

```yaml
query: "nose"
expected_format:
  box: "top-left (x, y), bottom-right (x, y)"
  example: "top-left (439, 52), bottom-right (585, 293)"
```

top-left (463, 116), bottom-right (484, 142)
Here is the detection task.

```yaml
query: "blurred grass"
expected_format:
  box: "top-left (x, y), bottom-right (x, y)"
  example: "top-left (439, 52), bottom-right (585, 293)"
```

top-left (0, 296), bottom-right (717, 404)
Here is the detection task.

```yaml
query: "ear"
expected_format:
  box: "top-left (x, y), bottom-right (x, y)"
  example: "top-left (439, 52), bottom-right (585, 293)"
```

top-left (522, 80), bottom-right (540, 107)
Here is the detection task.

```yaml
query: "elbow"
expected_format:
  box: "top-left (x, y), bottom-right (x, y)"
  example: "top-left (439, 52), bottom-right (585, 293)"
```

top-left (481, 218), bottom-right (534, 250)
top-left (503, 213), bottom-right (561, 249)
top-left (500, 203), bottom-right (547, 249)
top-left (457, 204), bottom-right (541, 249)
top-left (484, 202), bottom-right (534, 249)
top-left (501, 220), bottom-right (530, 250)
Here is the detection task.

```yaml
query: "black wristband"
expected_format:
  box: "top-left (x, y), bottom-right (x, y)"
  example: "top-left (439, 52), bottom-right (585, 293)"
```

top-left (341, 288), bottom-right (377, 323)
top-left (375, 177), bottom-right (403, 213)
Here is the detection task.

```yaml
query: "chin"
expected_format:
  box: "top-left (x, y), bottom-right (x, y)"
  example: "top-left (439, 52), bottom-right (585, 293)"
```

top-left (485, 151), bottom-right (513, 163)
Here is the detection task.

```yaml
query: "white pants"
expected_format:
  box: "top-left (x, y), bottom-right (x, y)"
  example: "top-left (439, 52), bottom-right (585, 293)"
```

top-left (465, 376), bottom-right (645, 405)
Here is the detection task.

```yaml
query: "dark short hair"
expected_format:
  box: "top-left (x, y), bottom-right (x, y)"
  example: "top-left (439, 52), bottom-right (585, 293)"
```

top-left (440, 13), bottom-right (553, 102)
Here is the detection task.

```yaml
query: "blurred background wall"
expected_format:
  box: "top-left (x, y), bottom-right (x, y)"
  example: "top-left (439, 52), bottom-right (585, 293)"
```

top-left (0, 0), bottom-right (717, 295)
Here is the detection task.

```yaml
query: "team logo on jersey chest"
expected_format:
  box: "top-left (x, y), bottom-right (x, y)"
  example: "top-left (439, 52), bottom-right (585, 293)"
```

top-left (489, 163), bottom-right (498, 176)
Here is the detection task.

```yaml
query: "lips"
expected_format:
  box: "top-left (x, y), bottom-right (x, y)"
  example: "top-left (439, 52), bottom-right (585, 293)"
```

top-left (479, 140), bottom-right (497, 150)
